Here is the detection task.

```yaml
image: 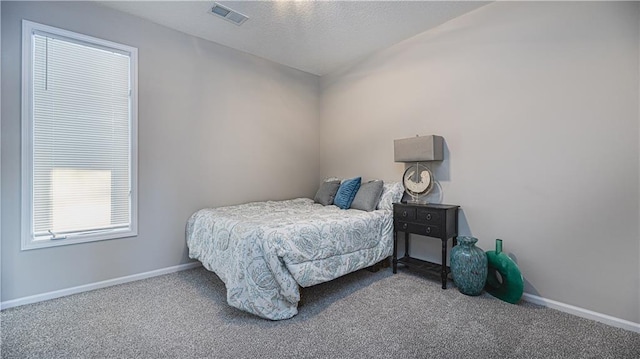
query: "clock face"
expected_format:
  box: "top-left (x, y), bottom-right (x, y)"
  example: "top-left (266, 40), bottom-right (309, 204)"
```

top-left (403, 164), bottom-right (433, 196)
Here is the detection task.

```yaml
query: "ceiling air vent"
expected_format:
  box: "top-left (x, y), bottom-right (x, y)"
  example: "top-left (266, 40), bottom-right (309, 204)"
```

top-left (208, 3), bottom-right (249, 26)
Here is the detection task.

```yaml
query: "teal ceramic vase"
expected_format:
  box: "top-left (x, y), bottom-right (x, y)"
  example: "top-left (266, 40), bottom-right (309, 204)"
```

top-left (450, 236), bottom-right (488, 296)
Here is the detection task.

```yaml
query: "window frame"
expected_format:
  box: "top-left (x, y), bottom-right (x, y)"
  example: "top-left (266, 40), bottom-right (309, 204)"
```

top-left (21, 20), bottom-right (138, 250)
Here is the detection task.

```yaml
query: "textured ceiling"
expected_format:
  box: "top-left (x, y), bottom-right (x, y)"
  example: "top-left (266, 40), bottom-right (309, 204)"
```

top-left (100, 1), bottom-right (489, 76)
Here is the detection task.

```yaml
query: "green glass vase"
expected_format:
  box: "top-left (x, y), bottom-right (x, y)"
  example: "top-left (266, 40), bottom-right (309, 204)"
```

top-left (485, 239), bottom-right (524, 304)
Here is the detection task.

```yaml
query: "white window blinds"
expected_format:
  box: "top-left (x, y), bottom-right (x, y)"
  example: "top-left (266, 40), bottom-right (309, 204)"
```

top-left (22, 21), bottom-right (138, 249)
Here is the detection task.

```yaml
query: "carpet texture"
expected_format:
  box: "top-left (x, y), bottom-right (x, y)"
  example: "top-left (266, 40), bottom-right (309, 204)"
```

top-left (2, 267), bottom-right (639, 358)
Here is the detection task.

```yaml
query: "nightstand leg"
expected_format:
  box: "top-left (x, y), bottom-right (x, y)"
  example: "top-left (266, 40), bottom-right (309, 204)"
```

top-left (392, 230), bottom-right (398, 274)
top-left (441, 239), bottom-right (447, 289)
top-left (404, 232), bottom-right (410, 257)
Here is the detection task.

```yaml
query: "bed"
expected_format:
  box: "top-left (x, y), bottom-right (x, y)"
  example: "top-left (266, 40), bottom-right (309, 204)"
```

top-left (186, 181), bottom-right (404, 320)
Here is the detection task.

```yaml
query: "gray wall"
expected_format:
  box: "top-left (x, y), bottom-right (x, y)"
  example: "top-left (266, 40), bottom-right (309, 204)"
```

top-left (1, 1), bottom-right (320, 301)
top-left (320, 1), bottom-right (640, 323)
top-left (2, 0), bottom-right (639, 325)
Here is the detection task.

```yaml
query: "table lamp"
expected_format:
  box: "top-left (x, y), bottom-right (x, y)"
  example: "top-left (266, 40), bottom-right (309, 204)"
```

top-left (393, 135), bottom-right (444, 203)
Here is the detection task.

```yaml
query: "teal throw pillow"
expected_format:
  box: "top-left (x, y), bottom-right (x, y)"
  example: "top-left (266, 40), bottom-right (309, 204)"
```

top-left (334, 177), bottom-right (361, 209)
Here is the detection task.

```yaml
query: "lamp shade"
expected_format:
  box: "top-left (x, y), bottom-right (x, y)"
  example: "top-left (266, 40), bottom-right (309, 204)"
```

top-left (394, 135), bottom-right (444, 162)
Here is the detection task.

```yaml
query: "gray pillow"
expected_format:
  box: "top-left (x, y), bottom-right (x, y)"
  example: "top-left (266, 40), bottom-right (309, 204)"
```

top-left (350, 180), bottom-right (384, 211)
top-left (313, 180), bottom-right (341, 205)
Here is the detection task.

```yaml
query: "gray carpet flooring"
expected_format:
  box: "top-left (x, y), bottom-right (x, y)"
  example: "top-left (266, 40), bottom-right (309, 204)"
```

top-left (2, 267), bottom-right (639, 358)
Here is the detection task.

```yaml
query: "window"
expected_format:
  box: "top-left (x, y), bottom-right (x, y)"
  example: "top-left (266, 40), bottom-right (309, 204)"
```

top-left (21, 20), bottom-right (138, 250)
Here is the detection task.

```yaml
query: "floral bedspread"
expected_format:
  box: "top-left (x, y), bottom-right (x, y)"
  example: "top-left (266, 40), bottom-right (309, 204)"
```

top-left (186, 198), bottom-right (393, 320)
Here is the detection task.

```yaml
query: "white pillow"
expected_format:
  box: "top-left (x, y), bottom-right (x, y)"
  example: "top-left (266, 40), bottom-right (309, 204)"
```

top-left (376, 182), bottom-right (404, 210)
top-left (324, 176), bottom-right (341, 182)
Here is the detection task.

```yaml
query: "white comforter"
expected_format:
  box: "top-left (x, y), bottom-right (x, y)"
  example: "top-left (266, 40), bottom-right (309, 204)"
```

top-left (186, 198), bottom-right (393, 320)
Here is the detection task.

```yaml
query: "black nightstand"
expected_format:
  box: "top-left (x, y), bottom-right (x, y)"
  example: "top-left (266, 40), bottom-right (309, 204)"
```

top-left (392, 202), bottom-right (460, 289)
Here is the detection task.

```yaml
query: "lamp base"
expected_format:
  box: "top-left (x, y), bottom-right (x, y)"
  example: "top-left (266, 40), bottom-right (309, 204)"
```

top-left (402, 163), bottom-right (433, 204)
top-left (406, 194), bottom-right (428, 204)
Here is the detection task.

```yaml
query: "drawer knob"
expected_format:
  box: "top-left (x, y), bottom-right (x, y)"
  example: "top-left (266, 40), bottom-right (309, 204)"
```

top-left (426, 227), bottom-right (431, 234)
top-left (402, 223), bottom-right (408, 230)
top-left (402, 211), bottom-right (407, 217)
top-left (426, 213), bottom-right (432, 220)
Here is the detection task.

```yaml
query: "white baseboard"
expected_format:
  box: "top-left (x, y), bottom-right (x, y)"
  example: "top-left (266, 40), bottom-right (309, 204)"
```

top-left (522, 293), bottom-right (640, 333)
top-left (0, 262), bottom-right (202, 310)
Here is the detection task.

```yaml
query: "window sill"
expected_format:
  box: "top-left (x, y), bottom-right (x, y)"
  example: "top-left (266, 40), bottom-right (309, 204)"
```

top-left (21, 229), bottom-right (137, 251)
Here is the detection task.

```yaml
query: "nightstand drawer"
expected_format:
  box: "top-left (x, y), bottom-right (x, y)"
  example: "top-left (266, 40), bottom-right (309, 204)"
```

top-left (416, 209), bottom-right (441, 224)
top-left (394, 207), bottom-right (416, 221)
top-left (396, 222), bottom-right (441, 238)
